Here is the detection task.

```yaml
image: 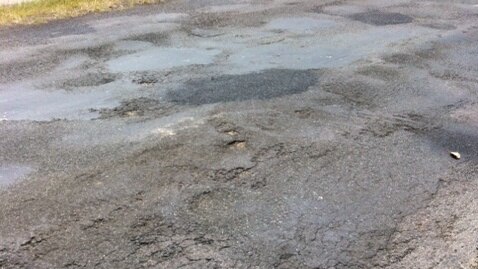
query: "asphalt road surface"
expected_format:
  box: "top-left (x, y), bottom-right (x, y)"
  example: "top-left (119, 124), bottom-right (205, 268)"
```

top-left (1, 0), bottom-right (478, 268)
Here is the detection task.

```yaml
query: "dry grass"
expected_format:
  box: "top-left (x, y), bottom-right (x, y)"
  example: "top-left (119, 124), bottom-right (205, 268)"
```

top-left (0, 0), bottom-right (163, 26)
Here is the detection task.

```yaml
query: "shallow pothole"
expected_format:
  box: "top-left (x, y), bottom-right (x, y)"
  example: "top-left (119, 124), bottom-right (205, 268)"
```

top-left (124, 32), bottom-right (170, 46)
top-left (349, 11), bottom-right (413, 26)
top-left (94, 97), bottom-right (163, 119)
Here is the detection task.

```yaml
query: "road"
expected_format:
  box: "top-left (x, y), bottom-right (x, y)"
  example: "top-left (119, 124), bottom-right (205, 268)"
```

top-left (1, 0), bottom-right (478, 268)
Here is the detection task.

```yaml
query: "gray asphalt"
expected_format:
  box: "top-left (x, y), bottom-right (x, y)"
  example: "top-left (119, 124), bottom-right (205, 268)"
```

top-left (1, 0), bottom-right (478, 268)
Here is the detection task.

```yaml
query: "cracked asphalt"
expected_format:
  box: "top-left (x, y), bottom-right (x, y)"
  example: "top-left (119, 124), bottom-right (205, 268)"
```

top-left (1, 0), bottom-right (478, 268)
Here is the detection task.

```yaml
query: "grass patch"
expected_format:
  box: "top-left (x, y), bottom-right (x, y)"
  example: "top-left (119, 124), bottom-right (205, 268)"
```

top-left (0, 0), bottom-right (163, 26)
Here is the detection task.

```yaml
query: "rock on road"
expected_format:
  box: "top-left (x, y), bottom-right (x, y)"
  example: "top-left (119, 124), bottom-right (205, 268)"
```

top-left (1, 0), bottom-right (478, 268)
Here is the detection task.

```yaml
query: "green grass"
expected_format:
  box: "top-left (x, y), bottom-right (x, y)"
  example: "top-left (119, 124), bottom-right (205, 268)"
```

top-left (0, 0), bottom-right (163, 26)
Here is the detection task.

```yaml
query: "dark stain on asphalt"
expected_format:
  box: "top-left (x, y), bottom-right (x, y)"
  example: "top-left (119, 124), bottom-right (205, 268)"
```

top-left (349, 11), bottom-right (413, 26)
top-left (58, 73), bottom-right (119, 89)
top-left (166, 69), bottom-right (319, 105)
top-left (124, 32), bottom-right (170, 46)
top-left (355, 65), bottom-right (401, 81)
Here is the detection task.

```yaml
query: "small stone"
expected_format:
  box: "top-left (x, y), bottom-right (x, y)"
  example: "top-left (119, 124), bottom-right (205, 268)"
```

top-left (124, 111), bottom-right (138, 117)
top-left (226, 130), bottom-right (239, 136)
top-left (235, 141), bottom-right (246, 149)
top-left (450, 152), bottom-right (461, 160)
top-left (227, 140), bottom-right (246, 149)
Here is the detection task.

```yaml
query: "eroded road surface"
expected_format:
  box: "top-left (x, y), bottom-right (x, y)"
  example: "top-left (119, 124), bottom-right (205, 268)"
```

top-left (1, 0), bottom-right (478, 268)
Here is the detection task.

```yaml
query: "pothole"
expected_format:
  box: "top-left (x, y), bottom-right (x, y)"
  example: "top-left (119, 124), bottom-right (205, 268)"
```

top-left (0, 54), bottom-right (63, 83)
top-left (319, 78), bottom-right (381, 108)
top-left (355, 65), bottom-right (401, 81)
top-left (124, 32), bottom-right (170, 46)
top-left (227, 139), bottom-right (247, 150)
top-left (383, 53), bottom-right (420, 65)
top-left (94, 97), bottom-right (165, 119)
top-left (349, 11), bottom-right (413, 26)
top-left (132, 74), bottom-right (159, 85)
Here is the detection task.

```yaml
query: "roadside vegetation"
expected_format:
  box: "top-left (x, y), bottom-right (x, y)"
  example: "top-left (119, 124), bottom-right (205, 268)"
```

top-left (0, 0), bottom-right (163, 26)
